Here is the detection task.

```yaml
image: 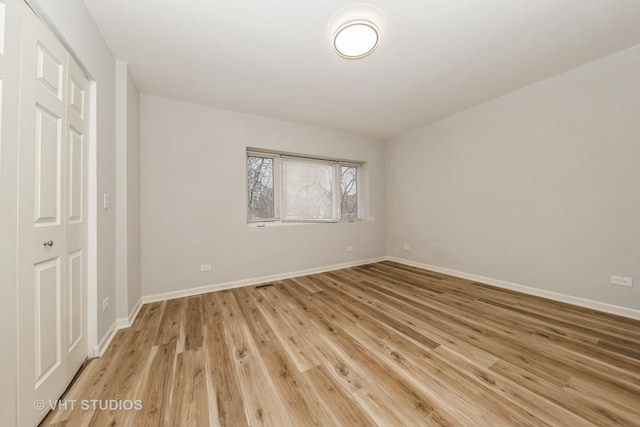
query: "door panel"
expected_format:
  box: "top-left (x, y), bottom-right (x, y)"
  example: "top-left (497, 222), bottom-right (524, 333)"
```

top-left (36, 43), bottom-right (63, 100)
top-left (34, 104), bottom-right (62, 224)
top-left (34, 257), bottom-right (61, 386)
top-left (68, 249), bottom-right (83, 351)
top-left (68, 75), bottom-right (85, 118)
top-left (68, 127), bottom-right (83, 223)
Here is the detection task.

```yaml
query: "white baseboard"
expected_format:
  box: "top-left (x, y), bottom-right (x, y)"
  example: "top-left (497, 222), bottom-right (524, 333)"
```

top-left (386, 256), bottom-right (640, 321)
top-left (93, 299), bottom-right (142, 358)
top-left (142, 257), bottom-right (387, 304)
top-left (115, 297), bottom-right (143, 329)
top-left (94, 321), bottom-right (118, 357)
top-left (95, 255), bottom-right (638, 359)
top-left (96, 259), bottom-right (384, 357)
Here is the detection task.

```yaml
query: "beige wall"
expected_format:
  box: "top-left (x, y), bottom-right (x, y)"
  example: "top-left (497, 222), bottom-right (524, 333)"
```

top-left (140, 95), bottom-right (386, 297)
top-left (386, 45), bottom-right (640, 311)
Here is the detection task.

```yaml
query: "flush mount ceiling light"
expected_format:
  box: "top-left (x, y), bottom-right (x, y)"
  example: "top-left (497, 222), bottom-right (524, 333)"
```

top-left (333, 20), bottom-right (379, 59)
top-left (328, 4), bottom-right (385, 60)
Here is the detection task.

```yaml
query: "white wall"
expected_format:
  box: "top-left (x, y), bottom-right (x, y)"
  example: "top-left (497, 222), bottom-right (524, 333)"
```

top-left (386, 45), bottom-right (640, 311)
top-left (126, 67), bottom-right (142, 316)
top-left (115, 61), bottom-right (128, 319)
top-left (140, 95), bottom-right (386, 297)
top-left (29, 0), bottom-right (117, 341)
top-left (115, 61), bottom-right (141, 320)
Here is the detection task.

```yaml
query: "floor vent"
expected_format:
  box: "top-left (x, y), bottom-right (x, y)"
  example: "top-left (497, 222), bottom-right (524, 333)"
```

top-left (255, 283), bottom-right (274, 289)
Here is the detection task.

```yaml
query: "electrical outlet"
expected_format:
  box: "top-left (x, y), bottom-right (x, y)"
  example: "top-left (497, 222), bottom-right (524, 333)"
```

top-left (404, 244), bottom-right (411, 250)
top-left (200, 264), bottom-right (212, 272)
top-left (102, 297), bottom-right (109, 312)
top-left (611, 275), bottom-right (632, 287)
top-left (347, 246), bottom-right (354, 252)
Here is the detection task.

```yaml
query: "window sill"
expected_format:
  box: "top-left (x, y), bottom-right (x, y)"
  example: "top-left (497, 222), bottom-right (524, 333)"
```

top-left (247, 219), bottom-right (363, 228)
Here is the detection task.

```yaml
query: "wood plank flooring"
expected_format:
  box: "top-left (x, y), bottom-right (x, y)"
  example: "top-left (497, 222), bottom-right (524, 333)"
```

top-left (41, 261), bottom-right (640, 426)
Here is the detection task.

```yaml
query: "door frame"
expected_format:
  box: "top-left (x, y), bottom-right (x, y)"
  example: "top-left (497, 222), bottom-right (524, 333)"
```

top-left (0, 0), bottom-right (25, 424)
top-left (87, 79), bottom-right (98, 357)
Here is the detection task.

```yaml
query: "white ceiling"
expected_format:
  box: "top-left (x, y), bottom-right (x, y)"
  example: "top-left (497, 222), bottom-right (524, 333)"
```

top-left (84, 0), bottom-right (640, 140)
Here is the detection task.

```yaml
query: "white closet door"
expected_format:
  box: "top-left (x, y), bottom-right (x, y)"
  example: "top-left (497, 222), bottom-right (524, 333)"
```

top-left (17, 4), bottom-right (89, 425)
top-left (65, 54), bottom-right (89, 380)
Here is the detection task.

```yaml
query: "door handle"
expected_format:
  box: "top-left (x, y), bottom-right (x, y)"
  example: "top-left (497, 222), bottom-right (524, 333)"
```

top-left (43, 240), bottom-right (54, 247)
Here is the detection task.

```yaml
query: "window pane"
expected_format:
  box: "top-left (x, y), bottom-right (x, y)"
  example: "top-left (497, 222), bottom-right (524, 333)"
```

top-left (247, 155), bottom-right (274, 220)
top-left (283, 159), bottom-right (334, 221)
top-left (341, 166), bottom-right (359, 220)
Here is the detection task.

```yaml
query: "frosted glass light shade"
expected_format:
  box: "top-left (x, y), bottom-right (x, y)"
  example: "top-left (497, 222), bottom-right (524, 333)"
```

top-left (333, 20), bottom-right (379, 59)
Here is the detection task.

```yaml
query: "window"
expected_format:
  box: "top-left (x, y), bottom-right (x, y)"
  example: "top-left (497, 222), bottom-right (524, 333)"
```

top-left (247, 155), bottom-right (275, 221)
top-left (247, 150), bottom-right (362, 223)
top-left (340, 165), bottom-right (358, 220)
top-left (283, 158), bottom-right (335, 221)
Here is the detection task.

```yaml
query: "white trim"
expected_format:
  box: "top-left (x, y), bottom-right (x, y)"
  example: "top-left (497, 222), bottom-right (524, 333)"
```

top-left (115, 297), bottom-right (143, 329)
top-left (94, 298), bottom-right (142, 358)
top-left (87, 80), bottom-right (98, 357)
top-left (97, 259), bottom-right (385, 356)
top-left (142, 257), bottom-right (386, 304)
top-left (115, 60), bottom-right (130, 322)
top-left (94, 321), bottom-right (117, 357)
top-left (94, 254), bottom-right (640, 359)
top-left (387, 256), bottom-right (640, 321)
top-left (246, 147), bottom-right (363, 165)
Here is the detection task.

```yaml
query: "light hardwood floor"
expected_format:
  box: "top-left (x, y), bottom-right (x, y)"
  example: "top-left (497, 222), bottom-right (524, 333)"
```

top-left (42, 261), bottom-right (640, 426)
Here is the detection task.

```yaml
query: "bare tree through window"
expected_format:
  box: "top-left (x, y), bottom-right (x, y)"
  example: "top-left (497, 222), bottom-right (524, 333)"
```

top-left (283, 160), bottom-right (334, 220)
top-left (247, 151), bottom-right (362, 222)
top-left (341, 166), bottom-right (358, 220)
top-left (247, 155), bottom-right (274, 220)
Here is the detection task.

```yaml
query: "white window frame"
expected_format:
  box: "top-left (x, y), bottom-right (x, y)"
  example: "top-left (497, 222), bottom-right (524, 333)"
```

top-left (246, 149), bottom-right (363, 225)
top-left (246, 151), bottom-right (280, 223)
top-left (338, 162), bottom-right (361, 221)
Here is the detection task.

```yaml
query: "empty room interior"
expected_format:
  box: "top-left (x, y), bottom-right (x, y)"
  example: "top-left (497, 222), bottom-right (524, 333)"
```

top-left (2, 0), bottom-right (640, 425)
